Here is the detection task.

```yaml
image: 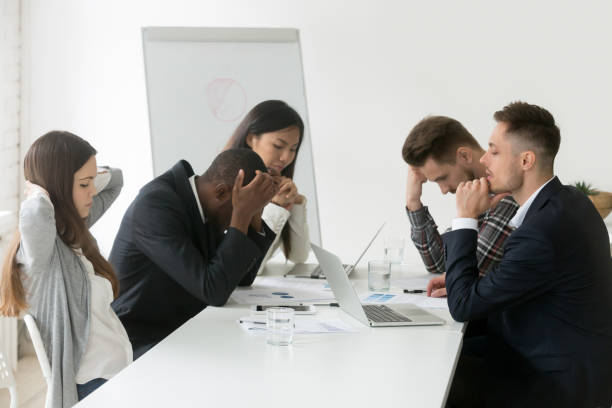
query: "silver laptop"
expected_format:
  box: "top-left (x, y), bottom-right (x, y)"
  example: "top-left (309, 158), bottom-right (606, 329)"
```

top-left (311, 244), bottom-right (445, 327)
top-left (285, 223), bottom-right (384, 279)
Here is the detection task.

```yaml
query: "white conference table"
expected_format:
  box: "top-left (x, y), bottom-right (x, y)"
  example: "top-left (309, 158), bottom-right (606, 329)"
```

top-left (77, 263), bottom-right (465, 408)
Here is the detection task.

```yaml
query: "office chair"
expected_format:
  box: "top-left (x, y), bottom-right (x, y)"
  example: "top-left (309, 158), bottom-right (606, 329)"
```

top-left (24, 314), bottom-right (51, 408)
top-left (0, 349), bottom-right (18, 408)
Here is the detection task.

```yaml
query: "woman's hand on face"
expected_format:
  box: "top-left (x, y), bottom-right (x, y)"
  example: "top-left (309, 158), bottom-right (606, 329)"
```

top-left (24, 180), bottom-right (49, 199)
top-left (271, 177), bottom-right (299, 209)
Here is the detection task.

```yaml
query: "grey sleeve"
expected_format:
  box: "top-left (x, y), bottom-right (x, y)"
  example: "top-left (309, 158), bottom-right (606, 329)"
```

top-left (18, 194), bottom-right (57, 272)
top-left (85, 167), bottom-right (123, 228)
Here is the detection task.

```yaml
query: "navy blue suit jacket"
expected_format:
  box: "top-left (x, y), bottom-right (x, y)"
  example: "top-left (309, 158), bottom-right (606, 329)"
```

top-left (444, 177), bottom-right (612, 407)
top-left (110, 160), bottom-right (274, 352)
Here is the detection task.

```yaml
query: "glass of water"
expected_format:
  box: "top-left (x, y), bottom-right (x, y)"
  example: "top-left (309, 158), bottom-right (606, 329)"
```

top-left (368, 260), bottom-right (391, 292)
top-left (266, 307), bottom-right (294, 346)
top-left (384, 236), bottom-right (405, 265)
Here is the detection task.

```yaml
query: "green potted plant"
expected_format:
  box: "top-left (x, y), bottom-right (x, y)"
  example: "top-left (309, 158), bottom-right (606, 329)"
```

top-left (573, 181), bottom-right (612, 219)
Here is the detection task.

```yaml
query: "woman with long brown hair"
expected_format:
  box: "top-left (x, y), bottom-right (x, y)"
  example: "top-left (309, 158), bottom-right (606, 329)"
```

top-left (0, 131), bottom-right (131, 406)
top-left (226, 100), bottom-right (310, 272)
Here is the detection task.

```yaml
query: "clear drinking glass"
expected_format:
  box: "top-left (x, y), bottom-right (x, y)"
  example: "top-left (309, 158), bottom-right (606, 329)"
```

top-left (266, 307), bottom-right (294, 346)
top-left (368, 260), bottom-right (391, 292)
top-left (384, 236), bottom-right (405, 265)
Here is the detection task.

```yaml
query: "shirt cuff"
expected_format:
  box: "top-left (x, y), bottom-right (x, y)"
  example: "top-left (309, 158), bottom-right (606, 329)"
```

top-left (261, 203), bottom-right (291, 234)
top-left (451, 218), bottom-right (478, 231)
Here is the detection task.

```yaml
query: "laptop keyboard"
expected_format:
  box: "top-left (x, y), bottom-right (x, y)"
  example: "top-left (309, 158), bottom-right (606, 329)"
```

top-left (363, 305), bottom-right (412, 322)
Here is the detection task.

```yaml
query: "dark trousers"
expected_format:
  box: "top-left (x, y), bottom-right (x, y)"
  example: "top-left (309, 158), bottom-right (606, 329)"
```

top-left (77, 378), bottom-right (107, 401)
top-left (446, 319), bottom-right (488, 408)
top-left (447, 319), bottom-right (532, 408)
top-left (446, 321), bottom-right (584, 408)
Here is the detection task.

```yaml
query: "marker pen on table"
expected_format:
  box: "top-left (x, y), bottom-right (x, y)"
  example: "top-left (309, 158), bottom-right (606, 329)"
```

top-left (308, 303), bottom-right (339, 307)
top-left (403, 289), bottom-right (425, 294)
top-left (239, 320), bottom-right (266, 325)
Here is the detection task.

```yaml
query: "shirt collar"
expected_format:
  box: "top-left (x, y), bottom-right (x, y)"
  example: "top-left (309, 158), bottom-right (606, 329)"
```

top-left (189, 175), bottom-right (206, 223)
top-left (508, 176), bottom-right (555, 229)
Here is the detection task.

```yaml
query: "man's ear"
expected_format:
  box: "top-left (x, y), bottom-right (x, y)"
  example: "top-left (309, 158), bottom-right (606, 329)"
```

top-left (520, 151), bottom-right (536, 171)
top-left (214, 183), bottom-right (232, 202)
top-left (456, 147), bottom-right (472, 165)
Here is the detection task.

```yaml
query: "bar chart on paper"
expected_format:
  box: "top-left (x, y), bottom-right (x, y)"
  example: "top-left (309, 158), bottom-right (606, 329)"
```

top-left (230, 277), bottom-right (336, 304)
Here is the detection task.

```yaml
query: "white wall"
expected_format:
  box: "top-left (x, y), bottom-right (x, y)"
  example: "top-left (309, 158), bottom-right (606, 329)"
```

top-left (0, 0), bottom-right (20, 373)
top-left (1, 0), bottom-right (20, 265)
top-left (21, 0), bottom-right (612, 261)
top-left (1, 0), bottom-right (20, 216)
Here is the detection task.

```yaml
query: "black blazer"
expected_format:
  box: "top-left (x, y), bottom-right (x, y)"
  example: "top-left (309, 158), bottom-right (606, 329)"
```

top-left (444, 177), bottom-right (612, 407)
top-left (110, 160), bottom-right (274, 351)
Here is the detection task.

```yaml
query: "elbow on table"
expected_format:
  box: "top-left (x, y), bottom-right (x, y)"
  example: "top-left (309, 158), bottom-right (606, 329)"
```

top-left (447, 297), bottom-right (471, 323)
top-left (288, 250), bottom-right (309, 265)
top-left (449, 307), bottom-right (470, 323)
top-left (207, 294), bottom-right (230, 307)
top-left (206, 287), bottom-right (234, 307)
top-left (426, 265), bottom-right (445, 274)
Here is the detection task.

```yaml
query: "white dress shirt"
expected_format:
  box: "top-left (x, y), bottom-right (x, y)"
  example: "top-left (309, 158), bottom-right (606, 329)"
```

top-left (189, 175), bottom-right (206, 223)
top-left (452, 176), bottom-right (556, 231)
top-left (507, 177), bottom-right (555, 229)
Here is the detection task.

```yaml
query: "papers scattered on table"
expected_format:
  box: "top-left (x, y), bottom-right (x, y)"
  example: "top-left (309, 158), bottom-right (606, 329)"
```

top-left (360, 292), bottom-right (448, 310)
top-left (230, 276), bottom-right (336, 305)
top-left (238, 316), bottom-right (358, 334)
top-left (230, 275), bottom-right (447, 311)
top-left (359, 275), bottom-right (448, 309)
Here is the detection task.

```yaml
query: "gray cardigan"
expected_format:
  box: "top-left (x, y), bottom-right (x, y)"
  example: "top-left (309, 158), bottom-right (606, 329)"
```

top-left (18, 167), bottom-right (123, 408)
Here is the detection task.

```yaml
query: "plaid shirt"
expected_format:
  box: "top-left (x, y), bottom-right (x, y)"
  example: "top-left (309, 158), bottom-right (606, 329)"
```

top-left (406, 196), bottom-right (519, 275)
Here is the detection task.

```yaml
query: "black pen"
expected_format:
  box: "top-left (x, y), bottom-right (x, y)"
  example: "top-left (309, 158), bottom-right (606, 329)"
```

top-left (239, 320), bottom-right (266, 325)
top-left (298, 302), bottom-right (339, 307)
top-left (403, 289), bottom-right (425, 294)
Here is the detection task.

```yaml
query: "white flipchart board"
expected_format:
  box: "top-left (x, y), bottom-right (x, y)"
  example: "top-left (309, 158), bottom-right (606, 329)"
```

top-left (142, 27), bottom-right (321, 245)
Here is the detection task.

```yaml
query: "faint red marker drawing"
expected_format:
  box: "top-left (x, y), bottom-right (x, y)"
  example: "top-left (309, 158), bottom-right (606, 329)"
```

top-left (206, 78), bottom-right (247, 122)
